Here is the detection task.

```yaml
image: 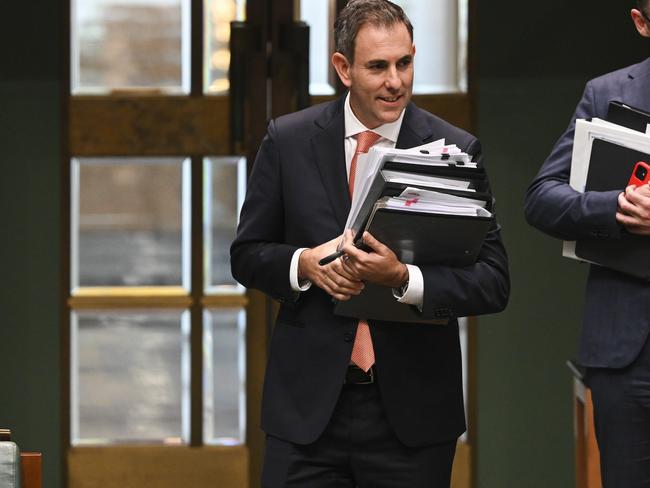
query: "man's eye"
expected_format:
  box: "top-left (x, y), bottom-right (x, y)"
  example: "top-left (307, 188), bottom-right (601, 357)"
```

top-left (368, 63), bottom-right (385, 70)
top-left (397, 59), bottom-right (412, 68)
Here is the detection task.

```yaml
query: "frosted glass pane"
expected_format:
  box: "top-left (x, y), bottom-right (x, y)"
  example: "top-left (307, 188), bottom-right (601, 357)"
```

top-left (71, 310), bottom-right (191, 445)
top-left (204, 157), bottom-right (246, 292)
top-left (299, 0), bottom-right (336, 96)
top-left (72, 0), bottom-right (190, 93)
top-left (71, 157), bottom-right (191, 289)
top-left (204, 0), bottom-right (246, 94)
top-left (393, 0), bottom-right (468, 93)
top-left (203, 308), bottom-right (246, 445)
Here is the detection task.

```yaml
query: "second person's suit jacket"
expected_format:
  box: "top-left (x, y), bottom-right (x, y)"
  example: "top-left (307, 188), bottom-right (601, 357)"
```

top-left (525, 57), bottom-right (650, 369)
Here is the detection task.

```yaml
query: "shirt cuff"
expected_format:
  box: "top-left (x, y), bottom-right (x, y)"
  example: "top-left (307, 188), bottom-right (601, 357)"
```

top-left (393, 264), bottom-right (424, 308)
top-left (290, 248), bottom-right (312, 292)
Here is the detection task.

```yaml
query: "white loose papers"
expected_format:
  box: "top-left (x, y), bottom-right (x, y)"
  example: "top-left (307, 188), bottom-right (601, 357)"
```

top-left (382, 187), bottom-right (491, 218)
top-left (381, 170), bottom-right (473, 191)
top-left (346, 139), bottom-right (476, 230)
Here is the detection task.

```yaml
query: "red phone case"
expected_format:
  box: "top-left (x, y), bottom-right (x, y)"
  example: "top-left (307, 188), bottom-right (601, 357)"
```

top-left (628, 161), bottom-right (650, 187)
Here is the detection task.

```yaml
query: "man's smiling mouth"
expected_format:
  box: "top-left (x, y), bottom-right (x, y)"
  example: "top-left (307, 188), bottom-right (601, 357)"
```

top-left (378, 95), bottom-right (401, 102)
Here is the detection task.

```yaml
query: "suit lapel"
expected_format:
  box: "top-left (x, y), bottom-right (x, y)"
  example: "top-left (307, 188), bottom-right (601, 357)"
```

top-left (310, 100), bottom-right (435, 229)
top-left (312, 98), bottom-right (350, 229)
top-left (396, 103), bottom-right (435, 150)
top-left (625, 57), bottom-right (650, 112)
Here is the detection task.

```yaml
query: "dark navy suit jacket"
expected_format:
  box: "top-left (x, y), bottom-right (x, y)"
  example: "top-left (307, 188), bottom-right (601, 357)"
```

top-left (231, 96), bottom-right (509, 446)
top-left (525, 58), bottom-right (650, 369)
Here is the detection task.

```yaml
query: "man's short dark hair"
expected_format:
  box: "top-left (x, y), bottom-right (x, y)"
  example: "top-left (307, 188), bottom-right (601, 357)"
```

top-left (637, 0), bottom-right (649, 11)
top-left (334, 0), bottom-right (414, 63)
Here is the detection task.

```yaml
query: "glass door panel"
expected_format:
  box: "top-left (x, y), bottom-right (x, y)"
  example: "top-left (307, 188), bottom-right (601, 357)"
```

top-left (204, 0), bottom-right (247, 93)
top-left (203, 156), bottom-right (247, 293)
top-left (71, 0), bottom-right (191, 93)
top-left (71, 309), bottom-right (191, 445)
top-left (298, 0), bottom-right (336, 96)
top-left (203, 308), bottom-right (246, 445)
top-left (393, 0), bottom-right (469, 93)
top-left (71, 157), bottom-right (191, 290)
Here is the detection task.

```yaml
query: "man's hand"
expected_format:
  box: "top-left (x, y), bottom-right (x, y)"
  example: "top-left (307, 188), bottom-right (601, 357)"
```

top-left (298, 236), bottom-right (365, 301)
top-left (340, 230), bottom-right (408, 288)
top-left (616, 184), bottom-right (650, 235)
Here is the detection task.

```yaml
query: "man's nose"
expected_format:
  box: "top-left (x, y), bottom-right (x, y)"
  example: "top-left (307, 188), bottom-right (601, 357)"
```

top-left (384, 65), bottom-right (402, 90)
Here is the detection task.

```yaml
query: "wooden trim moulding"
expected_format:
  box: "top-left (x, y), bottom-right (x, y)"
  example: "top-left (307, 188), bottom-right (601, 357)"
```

top-left (68, 445), bottom-right (249, 488)
top-left (69, 286), bottom-right (192, 309)
top-left (69, 96), bottom-right (232, 156)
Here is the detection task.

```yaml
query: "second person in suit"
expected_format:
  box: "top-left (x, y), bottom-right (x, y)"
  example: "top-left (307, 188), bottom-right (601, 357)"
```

top-left (524, 2), bottom-right (650, 486)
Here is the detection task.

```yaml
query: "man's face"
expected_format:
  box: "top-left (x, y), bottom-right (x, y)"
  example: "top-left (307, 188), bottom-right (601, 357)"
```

top-left (337, 22), bottom-right (415, 129)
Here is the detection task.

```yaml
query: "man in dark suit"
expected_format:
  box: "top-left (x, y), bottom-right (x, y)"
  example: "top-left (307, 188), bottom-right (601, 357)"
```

top-left (231, 1), bottom-right (509, 485)
top-left (524, 3), bottom-right (650, 486)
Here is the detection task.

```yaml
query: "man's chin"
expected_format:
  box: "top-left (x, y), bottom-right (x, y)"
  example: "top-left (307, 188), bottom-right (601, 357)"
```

top-left (377, 106), bottom-right (406, 124)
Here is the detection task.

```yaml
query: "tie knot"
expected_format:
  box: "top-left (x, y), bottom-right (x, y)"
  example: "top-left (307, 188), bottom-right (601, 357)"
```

top-left (356, 131), bottom-right (381, 154)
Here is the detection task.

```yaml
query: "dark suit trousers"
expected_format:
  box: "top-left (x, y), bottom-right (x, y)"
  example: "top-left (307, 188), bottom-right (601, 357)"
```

top-left (261, 381), bottom-right (456, 487)
top-left (587, 333), bottom-right (650, 488)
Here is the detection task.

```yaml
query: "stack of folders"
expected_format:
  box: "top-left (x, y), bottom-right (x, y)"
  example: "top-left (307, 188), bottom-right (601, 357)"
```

top-left (563, 101), bottom-right (650, 280)
top-left (334, 139), bottom-right (494, 323)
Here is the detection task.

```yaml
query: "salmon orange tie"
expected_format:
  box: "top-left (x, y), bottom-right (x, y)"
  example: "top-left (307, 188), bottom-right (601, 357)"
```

top-left (348, 130), bottom-right (380, 372)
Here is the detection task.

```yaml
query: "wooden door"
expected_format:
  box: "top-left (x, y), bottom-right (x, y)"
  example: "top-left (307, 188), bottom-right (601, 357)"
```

top-left (63, 1), bottom-right (474, 486)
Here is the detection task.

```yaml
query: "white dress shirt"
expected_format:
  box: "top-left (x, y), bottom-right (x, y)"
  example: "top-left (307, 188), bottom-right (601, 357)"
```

top-left (289, 93), bottom-right (424, 307)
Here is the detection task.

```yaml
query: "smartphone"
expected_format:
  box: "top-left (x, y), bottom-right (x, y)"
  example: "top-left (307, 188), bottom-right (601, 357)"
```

top-left (628, 161), bottom-right (650, 187)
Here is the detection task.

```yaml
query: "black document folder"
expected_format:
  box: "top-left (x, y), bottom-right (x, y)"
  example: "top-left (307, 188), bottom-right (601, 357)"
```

top-left (382, 160), bottom-right (488, 187)
top-left (360, 206), bottom-right (491, 266)
top-left (349, 165), bottom-right (490, 240)
top-left (607, 101), bottom-right (650, 134)
top-left (334, 204), bottom-right (493, 322)
top-left (574, 138), bottom-right (650, 280)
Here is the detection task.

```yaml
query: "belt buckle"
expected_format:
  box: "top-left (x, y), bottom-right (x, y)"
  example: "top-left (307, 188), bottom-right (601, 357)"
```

top-left (358, 367), bottom-right (374, 384)
top-left (345, 365), bottom-right (374, 385)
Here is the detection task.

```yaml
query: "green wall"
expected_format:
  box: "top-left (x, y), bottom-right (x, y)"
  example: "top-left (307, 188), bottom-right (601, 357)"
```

top-left (476, 2), bottom-right (648, 487)
top-left (0, 2), bottom-right (63, 487)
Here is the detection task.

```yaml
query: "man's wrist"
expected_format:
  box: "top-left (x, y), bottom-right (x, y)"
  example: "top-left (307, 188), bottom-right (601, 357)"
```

top-left (390, 263), bottom-right (409, 289)
top-left (297, 248), bottom-right (311, 281)
top-left (393, 264), bottom-right (424, 309)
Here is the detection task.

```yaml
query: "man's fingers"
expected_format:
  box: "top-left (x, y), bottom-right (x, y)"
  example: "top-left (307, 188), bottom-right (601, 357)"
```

top-left (322, 268), bottom-right (364, 294)
top-left (340, 257), bottom-right (363, 278)
top-left (633, 182), bottom-right (650, 197)
top-left (618, 193), bottom-right (650, 219)
top-left (360, 232), bottom-right (389, 255)
top-left (332, 259), bottom-right (362, 281)
top-left (617, 211), bottom-right (650, 234)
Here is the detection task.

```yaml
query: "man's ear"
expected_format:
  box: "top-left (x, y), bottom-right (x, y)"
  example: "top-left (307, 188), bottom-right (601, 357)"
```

top-left (631, 8), bottom-right (650, 37)
top-left (332, 52), bottom-right (353, 88)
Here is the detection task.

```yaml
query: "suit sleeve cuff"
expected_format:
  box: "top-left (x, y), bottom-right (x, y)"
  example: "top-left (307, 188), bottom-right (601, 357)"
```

top-left (393, 264), bottom-right (423, 308)
top-left (290, 248), bottom-right (312, 292)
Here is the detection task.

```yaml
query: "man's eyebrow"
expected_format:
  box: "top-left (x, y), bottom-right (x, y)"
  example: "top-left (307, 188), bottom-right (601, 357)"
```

top-left (365, 54), bottom-right (412, 65)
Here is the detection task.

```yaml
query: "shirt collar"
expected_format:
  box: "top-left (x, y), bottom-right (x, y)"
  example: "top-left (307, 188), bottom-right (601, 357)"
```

top-left (344, 92), bottom-right (405, 143)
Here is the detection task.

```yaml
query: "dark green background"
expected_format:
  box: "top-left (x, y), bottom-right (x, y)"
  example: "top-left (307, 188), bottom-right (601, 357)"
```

top-left (475, 2), bottom-right (647, 487)
top-left (0, 1), bottom-right (646, 487)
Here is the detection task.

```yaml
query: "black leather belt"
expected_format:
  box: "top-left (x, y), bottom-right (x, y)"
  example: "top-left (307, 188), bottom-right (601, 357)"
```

top-left (344, 365), bottom-right (375, 385)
